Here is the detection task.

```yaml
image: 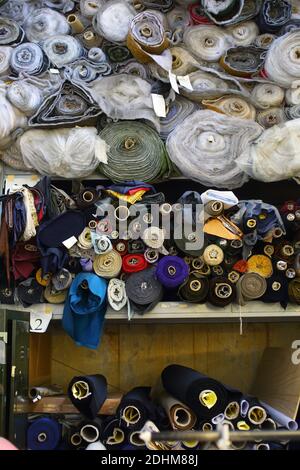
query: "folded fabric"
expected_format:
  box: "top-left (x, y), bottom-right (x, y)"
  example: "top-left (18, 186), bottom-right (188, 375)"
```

top-left (62, 273), bottom-right (108, 349)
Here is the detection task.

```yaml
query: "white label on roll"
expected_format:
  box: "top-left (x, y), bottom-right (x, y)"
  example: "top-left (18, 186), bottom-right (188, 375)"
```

top-left (151, 94), bottom-right (167, 118)
top-left (177, 75), bottom-right (193, 91)
top-left (169, 71), bottom-right (179, 94)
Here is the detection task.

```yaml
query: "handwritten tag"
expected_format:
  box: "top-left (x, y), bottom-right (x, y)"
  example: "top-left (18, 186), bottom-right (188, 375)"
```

top-left (30, 306), bottom-right (52, 333)
top-left (177, 75), bottom-right (193, 91)
top-left (62, 235), bottom-right (77, 249)
top-left (169, 71), bottom-right (179, 94)
top-left (151, 94), bottom-right (166, 118)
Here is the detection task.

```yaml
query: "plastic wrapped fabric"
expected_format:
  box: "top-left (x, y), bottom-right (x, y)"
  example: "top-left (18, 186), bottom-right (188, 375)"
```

top-left (68, 374), bottom-right (107, 419)
top-left (10, 42), bottom-right (48, 76)
top-left (7, 81), bottom-right (42, 115)
top-left (183, 25), bottom-right (233, 62)
top-left (42, 35), bottom-right (83, 68)
top-left (0, 17), bottom-right (24, 46)
top-left (236, 118), bottom-right (300, 182)
top-left (226, 21), bottom-right (259, 46)
top-left (98, 121), bottom-right (171, 183)
top-left (93, 0), bottom-right (135, 43)
top-left (202, 95), bottom-right (256, 120)
top-left (28, 81), bottom-right (102, 127)
top-left (0, 82), bottom-right (27, 150)
top-left (251, 83), bottom-right (285, 109)
top-left (24, 8), bottom-right (70, 43)
top-left (87, 74), bottom-right (159, 129)
top-left (166, 110), bottom-right (262, 189)
top-left (80, 0), bottom-right (103, 18)
top-left (159, 96), bottom-right (199, 140)
top-left (19, 127), bottom-right (107, 178)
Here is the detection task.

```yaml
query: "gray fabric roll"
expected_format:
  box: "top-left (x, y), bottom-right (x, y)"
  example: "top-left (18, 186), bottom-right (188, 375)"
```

top-left (10, 42), bottom-right (48, 76)
top-left (257, 107), bottom-right (286, 128)
top-left (24, 8), bottom-right (70, 43)
top-left (285, 105), bottom-right (300, 119)
top-left (0, 17), bottom-right (25, 46)
top-left (159, 96), bottom-right (199, 140)
top-left (42, 35), bottom-right (83, 68)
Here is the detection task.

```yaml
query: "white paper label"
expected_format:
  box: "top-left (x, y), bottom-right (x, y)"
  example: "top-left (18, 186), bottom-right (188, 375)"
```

top-left (30, 306), bottom-right (52, 333)
top-left (169, 71), bottom-right (179, 94)
top-left (62, 235), bottom-right (78, 249)
top-left (151, 94), bottom-right (166, 118)
top-left (177, 75), bottom-right (193, 91)
top-left (50, 68), bottom-right (60, 74)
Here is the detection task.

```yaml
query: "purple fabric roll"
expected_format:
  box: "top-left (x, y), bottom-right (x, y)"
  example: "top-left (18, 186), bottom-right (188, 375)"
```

top-left (80, 258), bottom-right (93, 272)
top-left (156, 256), bottom-right (189, 289)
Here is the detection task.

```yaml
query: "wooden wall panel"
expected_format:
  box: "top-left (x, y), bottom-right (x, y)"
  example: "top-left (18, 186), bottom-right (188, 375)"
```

top-left (49, 322), bottom-right (300, 395)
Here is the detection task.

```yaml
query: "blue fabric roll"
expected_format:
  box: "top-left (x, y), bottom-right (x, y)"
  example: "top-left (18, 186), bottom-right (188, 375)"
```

top-left (62, 273), bottom-right (108, 349)
top-left (27, 417), bottom-right (61, 450)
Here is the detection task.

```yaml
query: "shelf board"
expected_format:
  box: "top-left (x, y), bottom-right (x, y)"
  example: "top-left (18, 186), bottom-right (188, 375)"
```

top-left (14, 394), bottom-right (121, 415)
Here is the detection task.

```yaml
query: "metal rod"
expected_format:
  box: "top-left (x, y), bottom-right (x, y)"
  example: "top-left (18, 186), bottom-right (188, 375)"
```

top-left (144, 430), bottom-right (300, 442)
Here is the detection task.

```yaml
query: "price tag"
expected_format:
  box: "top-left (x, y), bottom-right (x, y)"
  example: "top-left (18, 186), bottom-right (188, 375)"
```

top-left (177, 75), bottom-right (193, 91)
top-left (62, 235), bottom-right (77, 249)
top-left (151, 94), bottom-right (166, 118)
top-left (30, 305), bottom-right (52, 333)
top-left (169, 71), bottom-right (179, 94)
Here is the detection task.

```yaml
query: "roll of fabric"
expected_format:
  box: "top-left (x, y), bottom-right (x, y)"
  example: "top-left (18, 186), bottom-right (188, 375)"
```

top-left (27, 417), bottom-right (61, 450)
top-left (264, 32), bottom-right (300, 87)
top-left (226, 21), bottom-right (259, 46)
top-left (178, 272), bottom-right (209, 303)
top-left (93, 0), bottom-right (135, 42)
top-left (88, 74), bottom-right (159, 129)
top-left (80, 0), bottom-right (103, 17)
top-left (68, 374), bottom-right (107, 419)
top-left (107, 278), bottom-right (127, 311)
top-left (166, 110), bottom-right (262, 189)
top-left (189, 3), bottom-right (212, 24)
top-left (0, 17), bottom-right (24, 46)
top-left (254, 33), bottom-right (276, 49)
top-left (17, 278), bottom-right (44, 307)
top-left (140, 0), bottom-right (174, 11)
top-left (10, 42), bottom-right (47, 76)
top-left (262, 274), bottom-right (289, 308)
top-left (80, 418), bottom-right (103, 443)
top-left (7, 81), bottom-right (43, 115)
top-left (66, 59), bottom-right (111, 83)
top-left (122, 254), bottom-right (148, 274)
top-left (286, 84), bottom-right (300, 106)
top-left (202, 0), bottom-right (245, 25)
top-left (258, 0), bottom-right (291, 33)
top-left (208, 277), bottom-right (236, 306)
top-left (86, 440), bottom-right (106, 450)
top-left (44, 0), bottom-right (75, 13)
top-left (247, 255), bottom-right (273, 278)
top-left (98, 121), bottom-right (170, 183)
top-left (52, 268), bottom-right (72, 291)
top-left (91, 233), bottom-right (112, 255)
top-left (236, 272), bottom-right (267, 305)
top-left (117, 387), bottom-right (158, 430)
top-left (220, 46), bottom-right (265, 77)
top-left (100, 418), bottom-right (126, 449)
top-left (0, 84), bottom-right (27, 150)
top-left (202, 95), bottom-right (256, 120)
top-left (125, 266), bottom-right (163, 313)
top-left (183, 25), bottom-right (233, 62)
top-left (203, 244), bottom-right (224, 266)
top-left (257, 107), bottom-right (286, 128)
top-left (42, 35), bottom-right (83, 67)
top-left (62, 273), bottom-right (108, 349)
top-left (24, 8), bottom-right (69, 43)
top-left (0, 46), bottom-right (12, 76)
top-left (93, 250), bottom-right (122, 279)
top-left (20, 127), bottom-right (107, 178)
top-left (156, 256), bottom-right (189, 289)
top-left (237, 119), bottom-right (300, 183)
top-left (0, 0), bottom-right (33, 23)
top-left (159, 97), bottom-right (199, 141)
top-left (161, 364), bottom-right (241, 420)
top-left (142, 226), bottom-right (165, 249)
top-left (127, 11), bottom-right (170, 66)
top-left (285, 105), bottom-right (300, 120)
top-left (251, 83), bottom-right (284, 109)
top-left (288, 278), bottom-right (300, 304)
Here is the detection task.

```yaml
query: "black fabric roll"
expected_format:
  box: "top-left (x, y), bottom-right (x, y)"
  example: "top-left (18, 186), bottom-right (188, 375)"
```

top-left (75, 188), bottom-right (100, 209)
top-left (17, 277), bottom-right (44, 307)
top-left (161, 364), bottom-right (242, 421)
top-left (208, 277), bottom-right (236, 307)
top-left (262, 273), bottom-right (289, 309)
top-left (100, 417), bottom-right (127, 450)
top-left (68, 374), bottom-right (107, 420)
top-left (117, 386), bottom-right (159, 431)
top-left (125, 267), bottom-right (164, 314)
top-left (178, 272), bottom-right (209, 303)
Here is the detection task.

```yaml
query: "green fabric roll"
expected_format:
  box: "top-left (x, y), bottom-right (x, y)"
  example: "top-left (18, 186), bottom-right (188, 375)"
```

top-left (98, 121), bottom-right (173, 183)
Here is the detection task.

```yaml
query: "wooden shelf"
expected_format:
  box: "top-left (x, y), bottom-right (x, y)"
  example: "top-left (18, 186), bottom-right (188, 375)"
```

top-left (14, 395), bottom-right (121, 415)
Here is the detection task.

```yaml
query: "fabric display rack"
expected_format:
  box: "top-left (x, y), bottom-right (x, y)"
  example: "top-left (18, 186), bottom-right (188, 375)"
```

top-left (0, 0), bottom-right (300, 453)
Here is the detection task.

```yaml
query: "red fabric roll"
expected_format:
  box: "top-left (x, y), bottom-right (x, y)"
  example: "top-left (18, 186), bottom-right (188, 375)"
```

top-left (188, 4), bottom-right (212, 25)
top-left (122, 254), bottom-right (148, 274)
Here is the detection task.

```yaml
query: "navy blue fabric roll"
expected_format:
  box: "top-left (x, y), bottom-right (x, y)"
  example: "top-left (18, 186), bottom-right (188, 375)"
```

top-left (117, 387), bottom-right (159, 431)
top-left (68, 374), bottom-right (107, 420)
top-left (262, 274), bottom-right (289, 309)
top-left (27, 417), bottom-right (61, 450)
top-left (38, 211), bottom-right (86, 248)
top-left (100, 417), bottom-right (127, 449)
top-left (258, 0), bottom-right (292, 33)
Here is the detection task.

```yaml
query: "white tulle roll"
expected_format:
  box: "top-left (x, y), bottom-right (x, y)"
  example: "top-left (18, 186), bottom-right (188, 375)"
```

top-left (93, 0), bottom-right (136, 42)
top-left (20, 127), bottom-right (108, 178)
top-left (251, 83), bottom-right (285, 108)
top-left (166, 109), bottom-right (262, 189)
top-left (7, 81), bottom-right (43, 115)
top-left (183, 25), bottom-right (233, 62)
top-left (42, 35), bottom-right (83, 67)
top-left (0, 81), bottom-right (27, 149)
top-left (80, 0), bottom-right (104, 17)
top-left (265, 32), bottom-right (300, 88)
top-left (237, 119), bottom-right (300, 182)
top-left (226, 21), bottom-right (259, 46)
top-left (286, 81), bottom-right (300, 105)
top-left (24, 8), bottom-right (70, 43)
top-left (0, 46), bottom-right (12, 76)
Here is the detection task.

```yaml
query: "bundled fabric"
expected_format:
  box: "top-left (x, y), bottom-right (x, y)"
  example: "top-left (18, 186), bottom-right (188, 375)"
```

top-left (27, 417), bottom-right (61, 450)
top-left (93, 0), bottom-right (135, 43)
top-left (62, 273), bottom-right (108, 349)
top-left (166, 110), bottom-right (262, 189)
top-left (19, 127), bottom-right (107, 178)
top-left (68, 374), bottom-right (107, 419)
top-left (98, 121), bottom-right (171, 183)
top-left (125, 266), bottom-right (164, 313)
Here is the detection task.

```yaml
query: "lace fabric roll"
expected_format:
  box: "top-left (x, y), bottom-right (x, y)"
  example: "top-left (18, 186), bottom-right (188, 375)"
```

top-left (10, 43), bottom-right (48, 76)
top-left (237, 119), bottom-right (300, 182)
top-left (93, 0), bottom-right (136, 42)
top-left (183, 25), bottom-right (233, 62)
top-left (0, 46), bottom-right (12, 77)
top-left (28, 81), bottom-right (101, 126)
top-left (251, 83), bottom-right (284, 108)
top-left (125, 266), bottom-right (163, 313)
top-left (7, 81), bottom-right (43, 115)
top-left (20, 127), bottom-right (107, 178)
top-left (226, 21), bottom-right (259, 46)
top-left (93, 250), bottom-right (122, 279)
top-left (42, 35), bottom-right (83, 68)
top-left (159, 96), bottom-right (199, 140)
top-left (236, 272), bottom-right (267, 305)
top-left (264, 32), bottom-right (300, 88)
top-left (202, 0), bottom-right (245, 25)
top-left (87, 74), bottom-right (159, 129)
top-left (24, 8), bottom-right (70, 43)
top-left (0, 17), bottom-right (24, 46)
top-left (0, 82), bottom-right (27, 149)
top-left (257, 107), bottom-right (286, 128)
top-left (220, 46), bottom-right (266, 77)
top-left (166, 109), bottom-right (262, 189)
top-left (98, 121), bottom-right (171, 183)
top-left (202, 95), bottom-right (256, 120)
top-left (258, 0), bottom-right (292, 33)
